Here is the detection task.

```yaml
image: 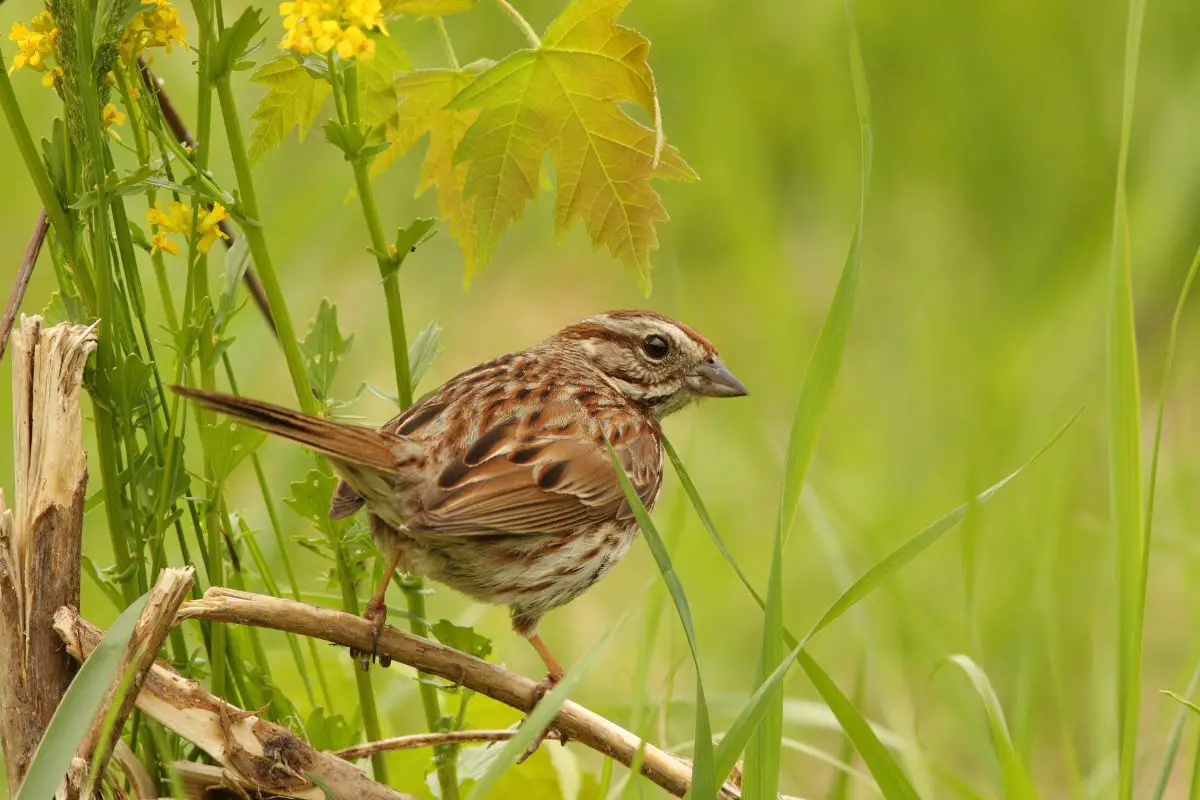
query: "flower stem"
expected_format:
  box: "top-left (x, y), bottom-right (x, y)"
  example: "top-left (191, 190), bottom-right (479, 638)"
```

top-left (213, 57), bottom-right (388, 782)
top-left (494, 0), bottom-right (540, 48)
top-left (0, 55), bottom-right (74, 248)
top-left (343, 61), bottom-right (456, 798)
top-left (213, 77), bottom-right (317, 414)
top-left (435, 17), bottom-right (461, 69)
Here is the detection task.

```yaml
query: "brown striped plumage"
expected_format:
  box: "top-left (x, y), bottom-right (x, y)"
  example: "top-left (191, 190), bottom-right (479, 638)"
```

top-left (172, 310), bottom-right (746, 697)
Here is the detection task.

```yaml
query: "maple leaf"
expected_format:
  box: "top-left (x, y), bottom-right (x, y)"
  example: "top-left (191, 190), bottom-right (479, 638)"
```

top-left (249, 55), bottom-right (331, 163)
top-left (354, 36), bottom-right (411, 136)
top-left (447, 0), bottom-right (697, 290)
top-left (373, 67), bottom-right (483, 270)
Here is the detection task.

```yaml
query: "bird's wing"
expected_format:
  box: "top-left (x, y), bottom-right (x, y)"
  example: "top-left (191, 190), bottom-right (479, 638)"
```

top-left (415, 403), bottom-right (661, 536)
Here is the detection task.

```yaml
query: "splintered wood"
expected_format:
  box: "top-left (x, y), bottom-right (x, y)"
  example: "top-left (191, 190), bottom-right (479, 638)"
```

top-left (0, 317), bottom-right (96, 795)
top-left (53, 609), bottom-right (413, 800)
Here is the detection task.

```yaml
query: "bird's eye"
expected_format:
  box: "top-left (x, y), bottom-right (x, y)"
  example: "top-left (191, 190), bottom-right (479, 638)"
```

top-left (642, 334), bottom-right (670, 360)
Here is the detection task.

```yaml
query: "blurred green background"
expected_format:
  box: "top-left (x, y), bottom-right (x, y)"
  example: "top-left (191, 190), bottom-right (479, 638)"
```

top-left (4, 0), bottom-right (1200, 796)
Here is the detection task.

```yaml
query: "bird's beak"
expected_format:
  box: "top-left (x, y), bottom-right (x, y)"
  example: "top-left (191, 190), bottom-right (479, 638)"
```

top-left (690, 357), bottom-right (748, 398)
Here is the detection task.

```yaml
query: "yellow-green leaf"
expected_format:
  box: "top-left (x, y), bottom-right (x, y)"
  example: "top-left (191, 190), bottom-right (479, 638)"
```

top-left (249, 55), bottom-right (331, 162)
top-left (383, 0), bottom-right (475, 17)
top-left (374, 67), bottom-right (482, 270)
top-left (355, 36), bottom-right (411, 136)
top-left (448, 0), bottom-right (697, 291)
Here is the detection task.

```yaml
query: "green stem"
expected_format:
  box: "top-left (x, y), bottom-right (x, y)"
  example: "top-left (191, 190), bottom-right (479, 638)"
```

top-left (344, 64), bottom-right (412, 406)
top-left (214, 51), bottom-right (385, 779)
top-left (343, 60), bottom-right (451, 793)
top-left (435, 18), bottom-right (461, 69)
top-left (223, 354), bottom-right (331, 710)
top-left (493, 0), bottom-right (540, 48)
top-left (213, 78), bottom-right (317, 414)
top-left (0, 55), bottom-right (75, 250)
top-left (70, 0), bottom-right (141, 608)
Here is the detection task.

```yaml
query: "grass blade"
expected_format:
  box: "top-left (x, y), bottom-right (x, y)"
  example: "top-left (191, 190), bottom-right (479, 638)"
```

top-left (1153, 660), bottom-right (1200, 799)
top-left (1106, 0), bottom-right (1148, 796)
top-left (746, 3), bottom-right (872, 794)
top-left (465, 595), bottom-right (639, 800)
top-left (778, 0), bottom-right (873, 543)
top-left (16, 592), bottom-right (149, 800)
top-left (797, 650), bottom-right (920, 800)
top-left (1144, 245), bottom-right (1200, 800)
top-left (607, 445), bottom-right (718, 800)
top-left (698, 413), bottom-right (1077, 787)
top-left (938, 655), bottom-right (1038, 800)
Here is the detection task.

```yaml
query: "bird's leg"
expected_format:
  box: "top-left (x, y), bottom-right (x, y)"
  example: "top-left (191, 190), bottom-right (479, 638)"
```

top-left (518, 633), bottom-right (570, 763)
top-left (350, 544), bottom-right (404, 671)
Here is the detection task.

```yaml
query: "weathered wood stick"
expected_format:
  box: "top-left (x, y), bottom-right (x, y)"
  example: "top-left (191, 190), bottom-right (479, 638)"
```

top-left (0, 318), bottom-right (95, 795)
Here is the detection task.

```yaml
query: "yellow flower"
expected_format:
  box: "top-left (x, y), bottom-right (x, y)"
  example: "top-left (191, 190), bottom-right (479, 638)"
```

top-left (336, 25), bottom-right (373, 61)
top-left (121, 0), bottom-right (187, 61)
top-left (147, 200), bottom-right (189, 232)
top-left (40, 65), bottom-right (62, 87)
top-left (9, 11), bottom-right (59, 75)
top-left (102, 103), bottom-right (125, 127)
top-left (197, 203), bottom-right (231, 253)
top-left (277, 0), bottom-right (381, 60)
top-left (145, 201), bottom-right (230, 256)
top-left (150, 232), bottom-right (179, 256)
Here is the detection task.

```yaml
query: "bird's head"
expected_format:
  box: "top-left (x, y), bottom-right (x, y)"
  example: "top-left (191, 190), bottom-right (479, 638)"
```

top-left (552, 309), bottom-right (747, 418)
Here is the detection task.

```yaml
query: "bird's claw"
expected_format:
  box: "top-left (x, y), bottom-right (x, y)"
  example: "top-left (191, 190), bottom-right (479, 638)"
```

top-left (518, 671), bottom-right (570, 763)
top-left (350, 598), bottom-right (390, 671)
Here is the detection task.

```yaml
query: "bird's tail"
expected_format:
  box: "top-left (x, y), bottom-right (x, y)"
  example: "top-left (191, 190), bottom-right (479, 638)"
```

top-left (171, 385), bottom-right (408, 471)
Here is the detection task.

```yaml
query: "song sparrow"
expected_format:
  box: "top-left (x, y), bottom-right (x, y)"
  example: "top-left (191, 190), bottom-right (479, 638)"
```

top-left (174, 310), bottom-right (745, 693)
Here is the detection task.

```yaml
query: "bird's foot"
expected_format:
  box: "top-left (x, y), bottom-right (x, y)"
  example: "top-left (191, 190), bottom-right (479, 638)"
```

top-left (349, 598), bottom-right (391, 671)
top-left (518, 670), bottom-right (570, 764)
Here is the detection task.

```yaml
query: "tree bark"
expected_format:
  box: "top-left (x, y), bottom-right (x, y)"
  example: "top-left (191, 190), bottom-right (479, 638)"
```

top-left (0, 317), bottom-right (95, 796)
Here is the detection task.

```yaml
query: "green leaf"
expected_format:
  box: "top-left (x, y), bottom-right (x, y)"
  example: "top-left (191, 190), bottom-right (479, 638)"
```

top-left (936, 655), bottom-right (1038, 800)
top-left (355, 37), bottom-right (411, 137)
top-left (432, 619), bottom-right (492, 660)
top-left (215, 237), bottom-right (252, 332)
top-left (301, 299), bottom-right (355, 400)
top-left (210, 7), bottom-right (266, 81)
top-left (374, 68), bottom-right (485, 271)
top-left (305, 707), bottom-right (357, 751)
top-left (448, 0), bottom-right (697, 289)
top-left (378, 217), bottom-right (436, 277)
top-left (16, 593), bottom-right (149, 800)
top-left (249, 55), bottom-right (331, 162)
top-left (204, 417), bottom-right (267, 483)
top-left (409, 319), bottom-right (444, 391)
top-left (285, 468), bottom-right (340, 527)
top-left (605, 444), bottom-right (718, 799)
top-left (322, 120), bottom-right (363, 160)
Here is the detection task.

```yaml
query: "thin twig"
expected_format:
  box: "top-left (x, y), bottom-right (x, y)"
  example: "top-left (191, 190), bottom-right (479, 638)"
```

top-left (179, 587), bottom-right (740, 799)
top-left (335, 729), bottom-right (564, 761)
top-left (494, 0), bottom-right (541, 48)
top-left (137, 58), bottom-right (278, 338)
top-left (54, 606), bottom-right (411, 800)
top-left (0, 210), bottom-right (49, 363)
